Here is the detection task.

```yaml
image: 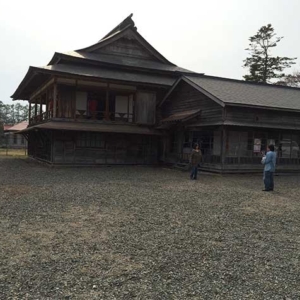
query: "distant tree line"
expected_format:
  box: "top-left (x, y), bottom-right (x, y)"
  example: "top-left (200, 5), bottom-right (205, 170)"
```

top-left (0, 101), bottom-right (29, 124)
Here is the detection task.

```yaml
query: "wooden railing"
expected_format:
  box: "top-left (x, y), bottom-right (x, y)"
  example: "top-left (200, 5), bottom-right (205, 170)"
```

top-left (30, 111), bottom-right (49, 125)
top-left (75, 110), bottom-right (134, 123)
top-left (30, 110), bottom-right (134, 125)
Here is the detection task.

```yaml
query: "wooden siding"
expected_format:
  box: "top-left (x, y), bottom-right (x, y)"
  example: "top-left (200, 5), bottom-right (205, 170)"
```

top-left (93, 37), bottom-right (156, 61)
top-left (225, 106), bottom-right (300, 129)
top-left (51, 131), bottom-right (158, 165)
top-left (162, 81), bottom-right (223, 124)
top-left (135, 91), bottom-right (156, 124)
top-left (28, 130), bottom-right (52, 162)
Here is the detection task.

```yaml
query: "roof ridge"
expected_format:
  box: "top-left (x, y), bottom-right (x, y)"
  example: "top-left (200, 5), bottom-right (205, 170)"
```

top-left (187, 74), bottom-right (300, 91)
top-left (100, 13), bottom-right (135, 41)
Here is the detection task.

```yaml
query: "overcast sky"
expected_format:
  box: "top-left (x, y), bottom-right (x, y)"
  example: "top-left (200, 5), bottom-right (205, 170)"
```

top-left (1, 0), bottom-right (300, 104)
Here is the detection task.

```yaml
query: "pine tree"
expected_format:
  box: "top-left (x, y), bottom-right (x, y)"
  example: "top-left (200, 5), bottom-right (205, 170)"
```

top-left (243, 24), bottom-right (296, 83)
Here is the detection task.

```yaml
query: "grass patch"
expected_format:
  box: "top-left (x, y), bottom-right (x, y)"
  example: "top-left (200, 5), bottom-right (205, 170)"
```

top-left (0, 148), bottom-right (27, 156)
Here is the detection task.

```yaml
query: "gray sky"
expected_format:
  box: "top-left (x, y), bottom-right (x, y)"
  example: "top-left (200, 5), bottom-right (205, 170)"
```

top-left (1, 0), bottom-right (300, 104)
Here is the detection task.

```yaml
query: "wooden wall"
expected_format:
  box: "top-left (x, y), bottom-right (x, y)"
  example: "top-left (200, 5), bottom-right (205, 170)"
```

top-left (52, 131), bottom-right (158, 165)
top-left (92, 37), bottom-right (156, 61)
top-left (28, 131), bottom-right (52, 162)
top-left (224, 106), bottom-right (300, 129)
top-left (135, 92), bottom-right (156, 124)
top-left (162, 81), bottom-right (223, 124)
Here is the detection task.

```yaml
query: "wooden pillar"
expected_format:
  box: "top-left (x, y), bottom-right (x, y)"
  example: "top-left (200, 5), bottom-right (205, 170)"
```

top-left (133, 93), bottom-right (136, 123)
top-left (237, 130), bottom-right (241, 166)
top-left (39, 96), bottom-right (43, 119)
top-left (177, 127), bottom-right (184, 161)
top-left (221, 126), bottom-right (227, 170)
top-left (45, 89), bottom-right (49, 119)
top-left (28, 99), bottom-right (31, 124)
top-left (53, 80), bottom-right (57, 118)
top-left (74, 80), bottom-right (78, 120)
top-left (34, 99), bottom-right (38, 119)
top-left (105, 83), bottom-right (109, 120)
top-left (127, 95), bottom-right (130, 122)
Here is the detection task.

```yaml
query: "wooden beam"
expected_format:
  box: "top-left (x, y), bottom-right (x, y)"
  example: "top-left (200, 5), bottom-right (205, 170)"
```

top-left (30, 78), bottom-right (55, 100)
top-left (74, 80), bottom-right (78, 119)
top-left (53, 78), bottom-right (57, 118)
top-left (34, 100), bottom-right (38, 118)
top-left (221, 126), bottom-right (227, 170)
top-left (39, 95), bottom-right (43, 117)
top-left (46, 88), bottom-right (49, 119)
top-left (105, 83), bottom-right (109, 120)
top-left (28, 101), bottom-right (32, 124)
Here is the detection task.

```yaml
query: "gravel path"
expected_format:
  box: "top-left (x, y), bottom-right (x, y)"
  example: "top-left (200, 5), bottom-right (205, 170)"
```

top-left (1, 157), bottom-right (300, 299)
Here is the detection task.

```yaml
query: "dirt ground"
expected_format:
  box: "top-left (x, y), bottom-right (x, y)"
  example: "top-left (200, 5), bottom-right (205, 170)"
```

top-left (1, 157), bottom-right (300, 299)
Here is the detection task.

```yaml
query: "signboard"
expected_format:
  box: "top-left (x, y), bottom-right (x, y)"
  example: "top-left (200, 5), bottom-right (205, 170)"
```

top-left (268, 139), bottom-right (275, 146)
top-left (253, 138), bottom-right (261, 152)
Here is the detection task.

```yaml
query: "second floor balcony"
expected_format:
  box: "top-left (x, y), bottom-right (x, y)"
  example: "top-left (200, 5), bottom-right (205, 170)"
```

top-left (29, 80), bottom-right (157, 126)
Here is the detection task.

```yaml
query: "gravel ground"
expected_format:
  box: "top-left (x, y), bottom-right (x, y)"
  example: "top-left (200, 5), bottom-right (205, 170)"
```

top-left (1, 157), bottom-right (300, 300)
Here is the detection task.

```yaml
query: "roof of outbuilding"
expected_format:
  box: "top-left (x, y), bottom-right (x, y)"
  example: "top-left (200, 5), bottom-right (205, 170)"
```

top-left (5, 121), bottom-right (28, 131)
top-left (184, 75), bottom-right (300, 111)
top-left (4, 125), bottom-right (13, 131)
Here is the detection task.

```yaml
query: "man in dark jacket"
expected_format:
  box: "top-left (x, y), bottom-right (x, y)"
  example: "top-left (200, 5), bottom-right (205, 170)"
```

top-left (190, 144), bottom-right (202, 180)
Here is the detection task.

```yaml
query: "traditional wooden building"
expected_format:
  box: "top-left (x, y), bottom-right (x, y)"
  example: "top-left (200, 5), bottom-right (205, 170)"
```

top-left (12, 14), bottom-right (300, 172)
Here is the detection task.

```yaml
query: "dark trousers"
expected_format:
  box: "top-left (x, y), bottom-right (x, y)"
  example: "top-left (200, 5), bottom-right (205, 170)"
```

top-left (190, 166), bottom-right (198, 179)
top-left (264, 171), bottom-right (274, 190)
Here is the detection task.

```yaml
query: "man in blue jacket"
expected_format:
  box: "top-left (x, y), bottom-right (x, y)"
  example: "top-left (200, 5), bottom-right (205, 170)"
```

top-left (261, 144), bottom-right (276, 191)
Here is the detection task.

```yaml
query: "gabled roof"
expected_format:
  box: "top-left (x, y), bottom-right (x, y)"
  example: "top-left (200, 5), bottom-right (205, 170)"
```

top-left (49, 51), bottom-right (196, 75)
top-left (100, 13), bottom-right (135, 41)
top-left (185, 75), bottom-right (300, 111)
top-left (5, 121), bottom-right (28, 131)
top-left (77, 14), bottom-right (175, 65)
top-left (12, 14), bottom-right (194, 100)
top-left (161, 75), bottom-right (300, 112)
top-left (4, 124), bottom-right (13, 131)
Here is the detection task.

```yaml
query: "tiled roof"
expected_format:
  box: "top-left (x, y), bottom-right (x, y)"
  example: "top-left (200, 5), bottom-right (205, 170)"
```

top-left (41, 64), bottom-right (176, 86)
top-left (61, 51), bottom-right (195, 74)
top-left (4, 125), bottom-right (13, 131)
top-left (185, 76), bottom-right (300, 111)
top-left (19, 121), bottom-right (162, 135)
top-left (5, 121), bottom-right (28, 131)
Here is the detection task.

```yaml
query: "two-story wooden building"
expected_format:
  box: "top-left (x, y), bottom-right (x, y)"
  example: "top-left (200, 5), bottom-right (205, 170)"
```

top-left (12, 14), bottom-right (300, 172)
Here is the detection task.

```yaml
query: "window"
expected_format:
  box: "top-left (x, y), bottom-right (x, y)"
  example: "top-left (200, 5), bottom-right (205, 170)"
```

top-left (291, 134), bottom-right (300, 158)
top-left (13, 135), bottom-right (17, 145)
top-left (76, 132), bottom-right (105, 148)
top-left (192, 131), bottom-right (213, 156)
top-left (21, 136), bottom-right (25, 145)
top-left (279, 133), bottom-right (292, 158)
top-left (170, 133), bottom-right (178, 154)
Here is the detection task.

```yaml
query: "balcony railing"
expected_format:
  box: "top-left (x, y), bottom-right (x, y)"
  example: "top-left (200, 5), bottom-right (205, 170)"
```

top-left (75, 110), bottom-right (134, 123)
top-left (29, 110), bottom-right (134, 125)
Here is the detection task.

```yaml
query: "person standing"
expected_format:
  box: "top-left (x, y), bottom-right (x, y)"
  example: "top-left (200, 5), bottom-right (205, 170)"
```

top-left (261, 144), bottom-right (276, 191)
top-left (190, 144), bottom-right (202, 180)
